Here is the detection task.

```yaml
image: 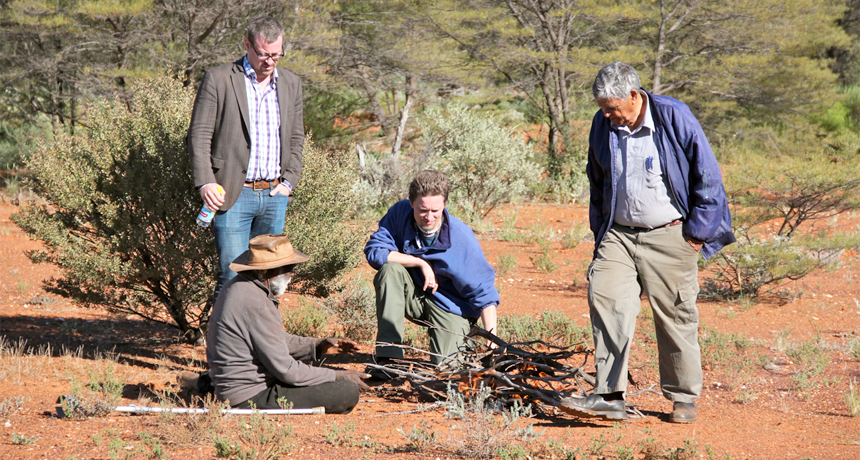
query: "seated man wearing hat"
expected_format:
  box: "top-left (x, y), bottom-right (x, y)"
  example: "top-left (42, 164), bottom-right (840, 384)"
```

top-left (205, 234), bottom-right (369, 413)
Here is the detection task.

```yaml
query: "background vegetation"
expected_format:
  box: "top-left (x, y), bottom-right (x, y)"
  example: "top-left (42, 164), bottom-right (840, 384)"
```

top-left (5, 0), bottom-right (860, 332)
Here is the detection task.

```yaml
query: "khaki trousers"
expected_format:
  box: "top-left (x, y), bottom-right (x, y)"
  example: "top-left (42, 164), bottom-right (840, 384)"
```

top-left (587, 223), bottom-right (702, 403)
top-left (374, 262), bottom-right (475, 364)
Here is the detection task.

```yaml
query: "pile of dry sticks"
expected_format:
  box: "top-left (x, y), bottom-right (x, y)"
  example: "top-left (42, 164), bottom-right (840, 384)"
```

top-left (366, 327), bottom-right (647, 420)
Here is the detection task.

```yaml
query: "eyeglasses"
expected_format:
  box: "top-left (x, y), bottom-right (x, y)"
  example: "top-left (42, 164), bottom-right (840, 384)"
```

top-left (250, 44), bottom-right (284, 62)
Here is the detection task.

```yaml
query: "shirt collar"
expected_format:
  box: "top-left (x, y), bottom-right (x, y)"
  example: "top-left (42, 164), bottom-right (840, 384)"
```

top-left (242, 55), bottom-right (279, 85)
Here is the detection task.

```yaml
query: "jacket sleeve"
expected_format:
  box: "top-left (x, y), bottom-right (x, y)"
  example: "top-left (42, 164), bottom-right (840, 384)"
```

top-left (248, 300), bottom-right (335, 387)
top-left (364, 203), bottom-right (404, 269)
top-left (586, 114), bottom-right (608, 242)
top-left (672, 107), bottom-right (726, 242)
top-left (187, 70), bottom-right (219, 188)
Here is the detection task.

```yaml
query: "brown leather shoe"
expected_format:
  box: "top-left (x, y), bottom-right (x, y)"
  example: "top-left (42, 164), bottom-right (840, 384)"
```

top-left (560, 394), bottom-right (627, 421)
top-left (670, 401), bottom-right (697, 423)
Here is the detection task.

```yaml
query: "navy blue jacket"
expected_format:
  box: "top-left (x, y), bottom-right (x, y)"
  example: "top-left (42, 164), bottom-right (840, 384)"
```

top-left (586, 90), bottom-right (736, 259)
top-left (364, 200), bottom-right (499, 318)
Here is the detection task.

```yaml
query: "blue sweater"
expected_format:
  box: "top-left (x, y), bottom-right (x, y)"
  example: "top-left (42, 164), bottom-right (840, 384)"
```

top-left (586, 90), bottom-right (736, 259)
top-left (364, 200), bottom-right (500, 318)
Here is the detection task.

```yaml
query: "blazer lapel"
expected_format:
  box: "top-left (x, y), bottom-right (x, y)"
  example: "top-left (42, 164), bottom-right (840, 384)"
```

top-left (231, 60), bottom-right (250, 140)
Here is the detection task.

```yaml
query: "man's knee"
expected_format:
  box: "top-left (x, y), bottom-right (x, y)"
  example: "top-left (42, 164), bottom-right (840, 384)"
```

top-left (325, 380), bottom-right (361, 414)
top-left (375, 262), bottom-right (409, 284)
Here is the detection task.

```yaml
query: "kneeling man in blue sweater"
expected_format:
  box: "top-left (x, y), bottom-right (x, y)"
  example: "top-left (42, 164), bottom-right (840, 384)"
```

top-left (364, 170), bottom-right (500, 375)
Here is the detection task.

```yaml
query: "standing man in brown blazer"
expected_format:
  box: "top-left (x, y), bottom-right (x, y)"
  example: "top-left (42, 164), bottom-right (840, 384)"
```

top-left (188, 16), bottom-right (304, 301)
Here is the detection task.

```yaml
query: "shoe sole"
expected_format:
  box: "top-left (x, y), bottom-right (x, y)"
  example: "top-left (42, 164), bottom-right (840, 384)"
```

top-left (669, 415), bottom-right (697, 423)
top-left (559, 399), bottom-right (628, 421)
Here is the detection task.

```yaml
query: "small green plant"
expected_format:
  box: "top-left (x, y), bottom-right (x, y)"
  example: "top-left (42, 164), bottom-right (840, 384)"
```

top-left (847, 337), bottom-right (860, 361)
top-left (845, 380), bottom-right (860, 417)
top-left (530, 251), bottom-right (558, 274)
top-left (214, 408), bottom-right (294, 460)
top-left (15, 278), bottom-right (29, 294)
top-left (0, 396), bottom-right (24, 417)
top-left (323, 274), bottom-right (377, 342)
top-left (787, 336), bottom-right (830, 378)
top-left (61, 360), bottom-right (125, 420)
top-left (137, 432), bottom-right (168, 460)
top-left (561, 222), bottom-right (590, 249)
top-left (699, 325), bottom-right (753, 369)
top-left (281, 298), bottom-right (329, 337)
top-left (323, 421), bottom-right (357, 447)
top-left (443, 383), bottom-right (541, 458)
top-left (10, 432), bottom-right (39, 445)
top-left (397, 421), bottom-right (437, 452)
top-left (495, 253), bottom-right (517, 276)
top-left (667, 439), bottom-right (698, 460)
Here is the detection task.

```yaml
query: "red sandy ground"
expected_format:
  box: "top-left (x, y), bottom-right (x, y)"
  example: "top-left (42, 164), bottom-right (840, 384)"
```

top-left (1, 201), bottom-right (859, 459)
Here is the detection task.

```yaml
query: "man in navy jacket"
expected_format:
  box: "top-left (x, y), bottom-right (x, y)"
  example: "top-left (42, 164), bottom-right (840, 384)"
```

top-left (568, 62), bottom-right (735, 423)
top-left (364, 170), bottom-right (499, 373)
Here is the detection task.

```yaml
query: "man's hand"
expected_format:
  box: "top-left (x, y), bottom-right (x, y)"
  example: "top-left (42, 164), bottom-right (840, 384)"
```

top-left (418, 260), bottom-right (438, 293)
top-left (270, 182), bottom-right (291, 197)
top-left (200, 183), bottom-right (225, 211)
top-left (334, 369), bottom-right (371, 391)
top-left (687, 237), bottom-right (704, 253)
top-left (317, 338), bottom-right (361, 355)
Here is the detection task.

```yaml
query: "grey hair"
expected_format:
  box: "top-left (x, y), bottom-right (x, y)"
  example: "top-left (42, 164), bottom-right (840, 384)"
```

top-left (592, 62), bottom-right (641, 101)
top-left (246, 16), bottom-right (284, 47)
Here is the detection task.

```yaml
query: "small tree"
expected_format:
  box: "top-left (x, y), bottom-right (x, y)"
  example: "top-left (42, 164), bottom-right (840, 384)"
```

top-left (703, 139), bottom-right (860, 301)
top-left (419, 105), bottom-right (542, 220)
top-left (13, 75), bottom-right (215, 343)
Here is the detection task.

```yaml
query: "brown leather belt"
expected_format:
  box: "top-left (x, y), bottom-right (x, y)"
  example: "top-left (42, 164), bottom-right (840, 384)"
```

top-left (244, 179), bottom-right (280, 190)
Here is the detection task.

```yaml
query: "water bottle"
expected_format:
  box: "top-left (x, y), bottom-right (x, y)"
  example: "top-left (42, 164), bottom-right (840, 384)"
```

top-left (196, 186), bottom-right (223, 228)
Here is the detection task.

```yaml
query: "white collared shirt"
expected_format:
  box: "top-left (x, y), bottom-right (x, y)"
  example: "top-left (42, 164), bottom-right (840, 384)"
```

top-left (613, 92), bottom-right (682, 228)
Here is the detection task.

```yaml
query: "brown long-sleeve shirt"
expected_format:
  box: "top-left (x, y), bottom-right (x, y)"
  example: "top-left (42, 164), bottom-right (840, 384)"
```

top-left (206, 274), bottom-right (335, 405)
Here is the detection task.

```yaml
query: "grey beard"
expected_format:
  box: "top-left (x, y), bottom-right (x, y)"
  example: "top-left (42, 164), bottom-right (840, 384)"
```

top-left (268, 273), bottom-right (292, 296)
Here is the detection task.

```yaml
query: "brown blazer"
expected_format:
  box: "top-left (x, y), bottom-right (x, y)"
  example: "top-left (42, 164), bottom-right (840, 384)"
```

top-left (188, 58), bottom-right (304, 211)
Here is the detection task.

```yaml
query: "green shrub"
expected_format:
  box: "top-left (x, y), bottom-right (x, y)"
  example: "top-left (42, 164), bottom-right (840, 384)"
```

top-left (418, 105), bottom-right (542, 219)
top-left (285, 140), bottom-right (368, 297)
top-left (498, 311), bottom-right (589, 348)
top-left (281, 298), bottom-right (329, 337)
top-left (12, 75), bottom-right (215, 343)
top-left (322, 274), bottom-right (377, 342)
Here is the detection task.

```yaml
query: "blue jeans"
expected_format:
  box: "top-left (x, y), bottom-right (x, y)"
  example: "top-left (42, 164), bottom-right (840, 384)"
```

top-left (211, 186), bottom-right (289, 300)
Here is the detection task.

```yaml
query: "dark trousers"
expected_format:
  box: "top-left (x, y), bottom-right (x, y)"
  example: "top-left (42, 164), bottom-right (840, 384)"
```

top-left (234, 380), bottom-right (359, 414)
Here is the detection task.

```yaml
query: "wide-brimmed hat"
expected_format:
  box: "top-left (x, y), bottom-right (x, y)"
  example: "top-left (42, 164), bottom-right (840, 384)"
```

top-left (229, 234), bottom-right (309, 272)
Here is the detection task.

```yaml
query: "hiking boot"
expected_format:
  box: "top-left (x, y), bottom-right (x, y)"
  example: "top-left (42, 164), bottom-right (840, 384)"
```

top-left (560, 393), bottom-right (628, 421)
top-left (670, 401), bottom-right (697, 423)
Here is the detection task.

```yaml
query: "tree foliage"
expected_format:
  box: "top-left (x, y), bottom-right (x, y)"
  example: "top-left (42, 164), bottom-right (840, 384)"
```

top-left (419, 105), bottom-right (542, 219)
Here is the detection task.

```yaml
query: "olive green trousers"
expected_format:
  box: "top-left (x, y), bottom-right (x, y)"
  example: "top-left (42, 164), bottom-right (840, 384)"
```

top-left (373, 262), bottom-right (475, 364)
